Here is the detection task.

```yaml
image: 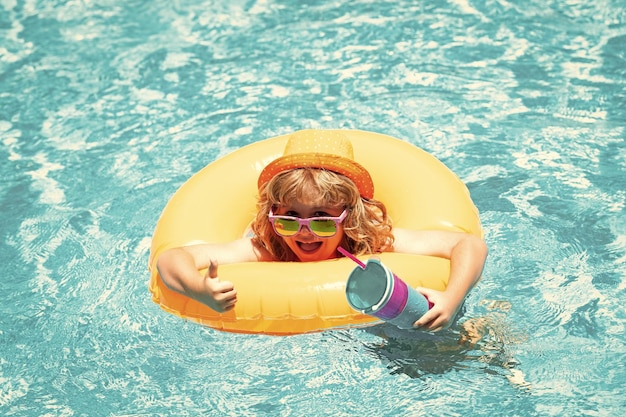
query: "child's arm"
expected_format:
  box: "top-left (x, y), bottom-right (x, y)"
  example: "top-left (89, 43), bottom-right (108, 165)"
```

top-left (392, 229), bottom-right (488, 331)
top-left (155, 239), bottom-right (261, 312)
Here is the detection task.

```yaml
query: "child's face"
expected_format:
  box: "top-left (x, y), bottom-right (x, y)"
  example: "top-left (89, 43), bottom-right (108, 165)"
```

top-left (272, 200), bottom-right (345, 262)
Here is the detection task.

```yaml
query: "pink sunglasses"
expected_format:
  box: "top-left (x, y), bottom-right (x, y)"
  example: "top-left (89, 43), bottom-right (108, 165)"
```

top-left (268, 209), bottom-right (348, 238)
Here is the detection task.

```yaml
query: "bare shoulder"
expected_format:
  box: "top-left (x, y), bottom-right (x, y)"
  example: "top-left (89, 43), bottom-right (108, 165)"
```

top-left (182, 237), bottom-right (269, 266)
top-left (392, 228), bottom-right (483, 258)
top-left (392, 228), bottom-right (442, 255)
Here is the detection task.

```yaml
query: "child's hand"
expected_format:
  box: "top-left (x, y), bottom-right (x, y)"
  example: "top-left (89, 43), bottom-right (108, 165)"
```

top-left (199, 260), bottom-right (238, 313)
top-left (411, 287), bottom-right (462, 332)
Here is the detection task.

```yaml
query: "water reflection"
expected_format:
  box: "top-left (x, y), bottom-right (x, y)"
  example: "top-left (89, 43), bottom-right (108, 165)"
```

top-left (360, 300), bottom-right (531, 390)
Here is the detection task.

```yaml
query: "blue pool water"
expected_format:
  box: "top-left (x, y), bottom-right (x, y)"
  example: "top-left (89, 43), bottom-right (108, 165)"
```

top-left (1, 0), bottom-right (625, 415)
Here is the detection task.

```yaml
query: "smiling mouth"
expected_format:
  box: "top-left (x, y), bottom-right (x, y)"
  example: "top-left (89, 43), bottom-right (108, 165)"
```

top-left (297, 241), bottom-right (323, 252)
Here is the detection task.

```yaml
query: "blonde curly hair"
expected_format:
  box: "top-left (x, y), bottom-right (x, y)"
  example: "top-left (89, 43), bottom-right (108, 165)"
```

top-left (251, 168), bottom-right (393, 261)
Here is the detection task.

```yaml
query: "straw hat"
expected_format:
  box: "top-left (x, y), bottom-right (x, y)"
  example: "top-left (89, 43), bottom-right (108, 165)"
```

top-left (257, 130), bottom-right (374, 199)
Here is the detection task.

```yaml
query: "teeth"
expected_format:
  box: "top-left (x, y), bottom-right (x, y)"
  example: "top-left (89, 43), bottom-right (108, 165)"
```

top-left (299, 242), bottom-right (321, 252)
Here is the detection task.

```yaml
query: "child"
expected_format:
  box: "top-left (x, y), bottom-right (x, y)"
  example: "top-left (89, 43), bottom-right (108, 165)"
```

top-left (156, 130), bottom-right (487, 332)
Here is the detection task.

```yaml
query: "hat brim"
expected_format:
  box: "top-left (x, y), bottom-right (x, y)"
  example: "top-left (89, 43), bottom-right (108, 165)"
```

top-left (258, 153), bottom-right (374, 199)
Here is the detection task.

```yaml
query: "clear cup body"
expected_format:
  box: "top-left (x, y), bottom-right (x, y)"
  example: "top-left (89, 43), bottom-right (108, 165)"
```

top-left (345, 259), bottom-right (430, 329)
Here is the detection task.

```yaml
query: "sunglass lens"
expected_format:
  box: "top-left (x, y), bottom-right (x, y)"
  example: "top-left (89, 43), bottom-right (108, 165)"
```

top-left (310, 219), bottom-right (337, 237)
top-left (274, 218), bottom-right (299, 236)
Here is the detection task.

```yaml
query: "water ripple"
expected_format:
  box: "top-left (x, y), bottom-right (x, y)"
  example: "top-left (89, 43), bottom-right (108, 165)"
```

top-left (2, 0), bottom-right (626, 415)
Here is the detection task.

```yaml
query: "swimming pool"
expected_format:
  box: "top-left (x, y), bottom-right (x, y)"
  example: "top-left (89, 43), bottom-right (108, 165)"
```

top-left (1, 0), bottom-right (624, 415)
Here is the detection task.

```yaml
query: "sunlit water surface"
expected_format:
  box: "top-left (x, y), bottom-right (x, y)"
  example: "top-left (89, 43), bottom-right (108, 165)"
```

top-left (1, 0), bottom-right (625, 415)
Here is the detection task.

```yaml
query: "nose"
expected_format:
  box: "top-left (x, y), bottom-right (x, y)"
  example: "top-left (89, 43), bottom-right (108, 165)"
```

top-left (296, 223), bottom-right (315, 237)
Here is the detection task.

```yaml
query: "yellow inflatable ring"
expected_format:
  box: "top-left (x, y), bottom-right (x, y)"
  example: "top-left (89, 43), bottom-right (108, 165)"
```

top-left (148, 130), bottom-right (482, 335)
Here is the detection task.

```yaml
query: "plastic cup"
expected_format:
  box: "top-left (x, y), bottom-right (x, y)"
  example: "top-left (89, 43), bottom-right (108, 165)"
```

top-left (345, 258), bottom-right (431, 329)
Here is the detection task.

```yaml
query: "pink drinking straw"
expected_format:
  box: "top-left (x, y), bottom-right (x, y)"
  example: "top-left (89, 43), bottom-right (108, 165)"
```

top-left (337, 247), bottom-right (366, 269)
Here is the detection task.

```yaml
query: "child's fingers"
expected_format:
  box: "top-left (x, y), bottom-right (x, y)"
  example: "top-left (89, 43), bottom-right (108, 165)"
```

top-left (208, 259), bottom-right (218, 278)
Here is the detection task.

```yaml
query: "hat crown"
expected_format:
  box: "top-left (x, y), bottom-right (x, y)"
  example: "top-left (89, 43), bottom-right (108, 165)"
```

top-left (283, 130), bottom-right (354, 160)
top-left (257, 129), bottom-right (375, 199)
